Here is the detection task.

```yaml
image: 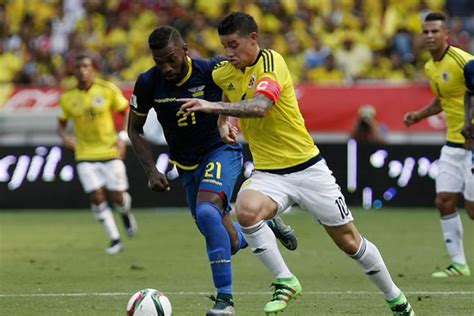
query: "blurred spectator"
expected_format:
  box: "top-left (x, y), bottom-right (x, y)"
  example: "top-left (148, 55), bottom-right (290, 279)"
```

top-left (392, 27), bottom-right (414, 64)
top-left (304, 53), bottom-right (345, 85)
top-left (351, 104), bottom-right (387, 144)
top-left (303, 35), bottom-right (331, 69)
top-left (4, 0), bottom-right (474, 86)
top-left (333, 31), bottom-right (372, 81)
top-left (448, 16), bottom-right (471, 52)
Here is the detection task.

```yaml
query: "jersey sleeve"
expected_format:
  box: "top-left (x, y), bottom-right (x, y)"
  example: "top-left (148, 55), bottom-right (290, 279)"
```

top-left (255, 50), bottom-right (287, 103)
top-left (109, 82), bottom-right (129, 112)
top-left (130, 73), bottom-right (153, 116)
top-left (57, 94), bottom-right (69, 121)
top-left (464, 59), bottom-right (474, 93)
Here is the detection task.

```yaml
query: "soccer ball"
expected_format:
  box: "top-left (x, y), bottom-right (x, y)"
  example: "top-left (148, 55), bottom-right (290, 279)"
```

top-left (127, 288), bottom-right (172, 316)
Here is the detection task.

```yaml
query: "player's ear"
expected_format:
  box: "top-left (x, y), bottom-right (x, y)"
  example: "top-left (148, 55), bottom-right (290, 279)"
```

top-left (249, 32), bottom-right (258, 43)
top-left (182, 43), bottom-right (188, 54)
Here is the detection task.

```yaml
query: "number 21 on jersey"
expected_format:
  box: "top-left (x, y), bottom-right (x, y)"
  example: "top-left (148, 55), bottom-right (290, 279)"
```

top-left (176, 110), bottom-right (196, 127)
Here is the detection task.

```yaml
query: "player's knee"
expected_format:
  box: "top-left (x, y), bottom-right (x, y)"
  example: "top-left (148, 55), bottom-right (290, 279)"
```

top-left (195, 202), bottom-right (222, 233)
top-left (235, 199), bottom-right (267, 226)
top-left (435, 194), bottom-right (456, 215)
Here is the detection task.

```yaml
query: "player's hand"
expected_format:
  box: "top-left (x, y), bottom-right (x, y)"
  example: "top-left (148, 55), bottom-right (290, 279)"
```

top-left (403, 112), bottom-right (420, 127)
top-left (62, 134), bottom-right (75, 151)
top-left (218, 120), bottom-right (238, 145)
top-left (117, 139), bottom-right (127, 160)
top-left (178, 98), bottom-right (219, 116)
top-left (148, 171), bottom-right (170, 192)
top-left (462, 124), bottom-right (474, 150)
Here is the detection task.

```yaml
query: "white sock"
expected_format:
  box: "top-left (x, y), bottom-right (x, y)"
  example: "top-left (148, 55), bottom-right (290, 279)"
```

top-left (91, 202), bottom-right (120, 241)
top-left (242, 221), bottom-right (292, 279)
top-left (440, 212), bottom-right (466, 265)
top-left (114, 192), bottom-right (132, 214)
top-left (350, 237), bottom-right (400, 301)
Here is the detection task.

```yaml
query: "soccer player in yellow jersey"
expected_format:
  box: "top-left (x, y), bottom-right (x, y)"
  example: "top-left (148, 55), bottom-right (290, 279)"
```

top-left (58, 53), bottom-right (137, 255)
top-left (404, 12), bottom-right (473, 278)
top-left (180, 11), bottom-right (414, 316)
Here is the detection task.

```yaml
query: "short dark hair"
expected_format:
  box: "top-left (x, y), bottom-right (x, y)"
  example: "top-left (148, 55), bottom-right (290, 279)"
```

top-left (217, 11), bottom-right (259, 36)
top-left (424, 12), bottom-right (447, 24)
top-left (75, 52), bottom-right (98, 69)
top-left (148, 26), bottom-right (184, 50)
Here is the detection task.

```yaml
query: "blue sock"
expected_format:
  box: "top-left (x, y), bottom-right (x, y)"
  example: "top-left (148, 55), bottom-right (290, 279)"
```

top-left (195, 202), bottom-right (232, 294)
top-left (233, 221), bottom-right (248, 250)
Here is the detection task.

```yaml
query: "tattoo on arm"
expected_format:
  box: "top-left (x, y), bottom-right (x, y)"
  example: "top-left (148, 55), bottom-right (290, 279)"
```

top-left (216, 94), bottom-right (273, 118)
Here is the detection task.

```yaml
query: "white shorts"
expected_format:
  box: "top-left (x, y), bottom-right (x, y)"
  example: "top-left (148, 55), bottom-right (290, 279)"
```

top-left (238, 159), bottom-right (353, 226)
top-left (436, 145), bottom-right (474, 201)
top-left (76, 160), bottom-right (129, 193)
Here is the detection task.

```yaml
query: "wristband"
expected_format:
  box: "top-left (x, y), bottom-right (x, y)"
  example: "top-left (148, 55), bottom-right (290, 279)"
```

top-left (118, 130), bottom-right (128, 141)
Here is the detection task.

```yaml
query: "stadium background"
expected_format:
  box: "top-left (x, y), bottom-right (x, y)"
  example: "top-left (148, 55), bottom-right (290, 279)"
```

top-left (1, 0), bottom-right (474, 208)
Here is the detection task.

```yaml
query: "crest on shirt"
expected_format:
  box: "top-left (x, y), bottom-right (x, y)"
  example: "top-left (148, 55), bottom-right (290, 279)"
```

top-left (248, 74), bottom-right (256, 89)
top-left (92, 95), bottom-right (105, 107)
top-left (188, 85), bottom-right (205, 97)
top-left (441, 71), bottom-right (449, 82)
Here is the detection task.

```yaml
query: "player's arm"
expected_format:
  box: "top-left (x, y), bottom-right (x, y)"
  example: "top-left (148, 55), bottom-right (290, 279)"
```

top-left (57, 119), bottom-right (75, 150)
top-left (462, 60), bottom-right (474, 143)
top-left (462, 92), bottom-right (474, 149)
top-left (403, 97), bottom-right (442, 127)
top-left (116, 108), bottom-right (129, 160)
top-left (179, 93), bottom-right (273, 118)
top-left (128, 110), bottom-right (170, 192)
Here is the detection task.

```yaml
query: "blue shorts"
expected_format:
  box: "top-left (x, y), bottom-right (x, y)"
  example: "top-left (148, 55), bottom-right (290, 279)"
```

top-left (179, 144), bottom-right (243, 217)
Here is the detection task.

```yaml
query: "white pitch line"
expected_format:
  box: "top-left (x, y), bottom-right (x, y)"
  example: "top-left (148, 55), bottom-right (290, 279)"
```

top-left (0, 291), bottom-right (472, 298)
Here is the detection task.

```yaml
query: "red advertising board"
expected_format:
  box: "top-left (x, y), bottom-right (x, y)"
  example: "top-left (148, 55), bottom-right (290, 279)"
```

top-left (1, 84), bottom-right (439, 132)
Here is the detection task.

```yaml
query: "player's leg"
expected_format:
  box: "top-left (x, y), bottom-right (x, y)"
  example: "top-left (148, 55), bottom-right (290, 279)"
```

top-left (236, 177), bottom-right (301, 314)
top-left (77, 161), bottom-right (122, 254)
top-left (297, 160), bottom-right (414, 315)
top-left (325, 223), bottom-right (414, 315)
top-left (105, 160), bottom-right (137, 237)
top-left (432, 146), bottom-right (470, 277)
top-left (190, 145), bottom-right (243, 315)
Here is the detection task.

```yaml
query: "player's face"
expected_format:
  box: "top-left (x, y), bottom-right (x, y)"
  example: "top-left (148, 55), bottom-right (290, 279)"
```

top-left (422, 20), bottom-right (449, 53)
top-left (220, 32), bottom-right (259, 69)
top-left (152, 44), bottom-right (188, 82)
top-left (74, 58), bottom-right (95, 86)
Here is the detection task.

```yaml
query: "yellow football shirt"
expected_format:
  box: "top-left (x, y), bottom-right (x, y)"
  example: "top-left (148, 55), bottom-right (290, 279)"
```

top-left (58, 78), bottom-right (128, 161)
top-left (424, 46), bottom-right (474, 144)
top-left (212, 49), bottom-right (319, 170)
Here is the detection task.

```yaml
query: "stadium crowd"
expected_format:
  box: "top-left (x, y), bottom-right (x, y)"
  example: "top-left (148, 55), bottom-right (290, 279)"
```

top-left (1, 0), bottom-right (473, 88)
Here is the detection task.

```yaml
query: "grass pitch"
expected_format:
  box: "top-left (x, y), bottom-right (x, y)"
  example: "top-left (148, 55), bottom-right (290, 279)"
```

top-left (0, 208), bottom-right (473, 315)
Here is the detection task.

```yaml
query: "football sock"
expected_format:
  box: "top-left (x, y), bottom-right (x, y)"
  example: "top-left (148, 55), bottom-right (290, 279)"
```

top-left (91, 202), bottom-right (120, 241)
top-left (233, 221), bottom-right (248, 250)
top-left (113, 192), bottom-right (132, 214)
top-left (440, 212), bottom-right (466, 265)
top-left (241, 221), bottom-right (292, 279)
top-left (350, 236), bottom-right (400, 301)
top-left (195, 202), bottom-right (232, 294)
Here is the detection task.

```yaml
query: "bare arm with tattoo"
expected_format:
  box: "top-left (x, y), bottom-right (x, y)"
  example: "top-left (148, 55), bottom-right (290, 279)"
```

top-left (178, 93), bottom-right (273, 118)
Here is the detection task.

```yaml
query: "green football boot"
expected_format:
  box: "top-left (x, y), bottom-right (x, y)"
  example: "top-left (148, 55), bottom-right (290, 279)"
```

top-left (263, 275), bottom-right (302, 315)
top-left (432, 263), bottom-right (471, 278)
top-left (387, 292), bottom-right (415, 316)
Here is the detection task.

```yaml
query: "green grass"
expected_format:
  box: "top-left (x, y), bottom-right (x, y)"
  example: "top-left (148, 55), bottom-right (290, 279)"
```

top-left (0, 208), bottom-right (473, 315)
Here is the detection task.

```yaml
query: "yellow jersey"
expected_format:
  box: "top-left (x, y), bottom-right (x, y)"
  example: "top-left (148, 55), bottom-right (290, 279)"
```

top-left (212, 49), bottom-right (319, 170)
top-left (424, 46), bottom-right (474, 144)
top-left (58, 78), bottom-right (128, 161)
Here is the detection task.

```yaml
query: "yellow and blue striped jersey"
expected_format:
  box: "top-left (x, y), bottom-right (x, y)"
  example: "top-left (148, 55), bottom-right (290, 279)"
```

top-left (424, 46), bottom-right (474, 144)
top-left (58, 78), bottom-right (128, 161)
top-left (212, 49), bottom-right (319, 170)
